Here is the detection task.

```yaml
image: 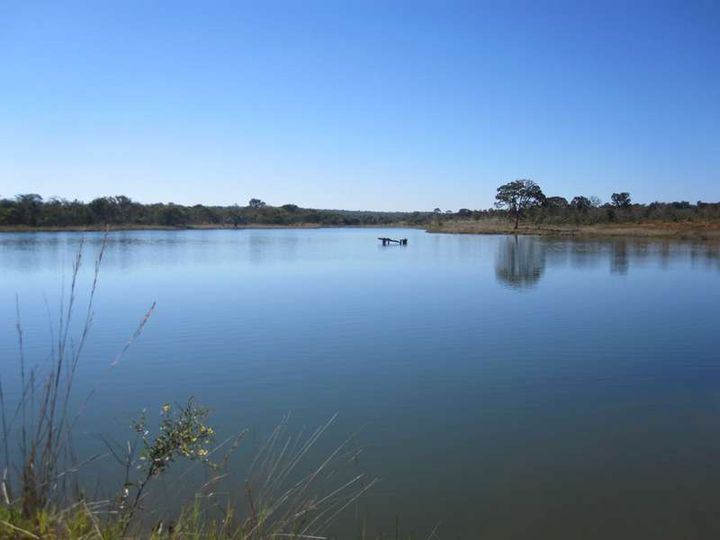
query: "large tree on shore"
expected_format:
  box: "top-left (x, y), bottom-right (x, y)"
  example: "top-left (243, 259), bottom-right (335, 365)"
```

top-left (248, 198), bottom-right (266, 209)
top-left (494, 179), bottom-right (545, 229)
top-left (611, 192), bottom-right (632, 208)
top-left (571, 196), bottom-right (593, 211)
top-left (15, 194), bottom-right (44, 226)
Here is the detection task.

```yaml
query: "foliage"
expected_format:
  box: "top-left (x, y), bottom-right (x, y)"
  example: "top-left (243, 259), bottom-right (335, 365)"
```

top-left (3, 187), bottom-right (718, 233)
top-left (543, 196), bottom-right (568, 208)
top-left (611, 192), bottom-right (632, 207)
top-left (0, 195), bottom-right (434, 228)
top-left (494, 179), bottom-right (546, 229)
top-left (113, 400), bottom-right (216, 530)
top-left (570, 195), bottom-right (593, 210)
top-left (248, 198), bottom-right (266, 209)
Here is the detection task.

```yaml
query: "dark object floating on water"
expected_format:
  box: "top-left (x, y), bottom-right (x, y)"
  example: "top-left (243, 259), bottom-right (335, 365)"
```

top-left (378, 237), bottom-right (408, 246)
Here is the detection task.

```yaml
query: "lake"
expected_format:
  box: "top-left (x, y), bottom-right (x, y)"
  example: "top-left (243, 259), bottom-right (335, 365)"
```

top-left (1, 228), bottom-right (719, 539)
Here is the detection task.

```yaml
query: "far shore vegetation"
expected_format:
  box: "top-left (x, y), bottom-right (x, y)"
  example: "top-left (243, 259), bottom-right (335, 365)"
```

top-left (2, 184), bottom-right (720, 239)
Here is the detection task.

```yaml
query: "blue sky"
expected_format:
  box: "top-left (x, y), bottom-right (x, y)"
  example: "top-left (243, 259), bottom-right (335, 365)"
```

top-left (1, 0), bottom-right (718, 211)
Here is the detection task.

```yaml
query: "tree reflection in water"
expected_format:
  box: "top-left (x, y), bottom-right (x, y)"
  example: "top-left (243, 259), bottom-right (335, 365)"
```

top-left (610, 239), bottom-right (629, 274)
top-left (495, 235), bottom-right (546, 288)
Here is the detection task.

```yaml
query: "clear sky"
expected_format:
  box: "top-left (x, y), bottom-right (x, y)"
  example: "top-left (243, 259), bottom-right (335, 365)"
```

top-left (1, 1), bottom-right (718, 211)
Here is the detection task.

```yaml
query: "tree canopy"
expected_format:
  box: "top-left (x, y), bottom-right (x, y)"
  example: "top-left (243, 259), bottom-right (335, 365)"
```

top-left (248, 198), bottom-right (266, 208)
top-left (1, 187), bottom-right (718, 231)
top-left (0, 194), bottom-right (434, 228)
top-left (494, 179), bottom-right (546, 229)
top-left (611, 192), bottom-right (632, 208)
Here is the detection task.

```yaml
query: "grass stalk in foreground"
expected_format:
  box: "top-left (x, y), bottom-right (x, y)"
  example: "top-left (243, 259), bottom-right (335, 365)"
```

top-left (0, 234), bottom-right (383, 539)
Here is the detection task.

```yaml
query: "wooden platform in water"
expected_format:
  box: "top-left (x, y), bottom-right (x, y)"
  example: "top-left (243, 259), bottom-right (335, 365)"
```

top-left (378, 237), bottom-right (408, 245)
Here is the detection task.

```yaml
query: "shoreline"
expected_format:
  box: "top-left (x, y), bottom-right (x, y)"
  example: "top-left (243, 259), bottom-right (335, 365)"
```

top-left (0, 223), bottom-right (416, 233)
top-left (2, 221), bottom-right (720, 240)
top-left (427, 220), bottom-right (720, 240)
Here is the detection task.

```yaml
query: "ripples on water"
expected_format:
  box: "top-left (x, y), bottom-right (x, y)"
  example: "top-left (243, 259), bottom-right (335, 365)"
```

top-left (1, 229), bottom-right (719, 538)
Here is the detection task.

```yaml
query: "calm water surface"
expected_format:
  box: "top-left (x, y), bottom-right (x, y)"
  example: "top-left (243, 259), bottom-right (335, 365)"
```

top-left (1, 229), bottom-right (720, 539)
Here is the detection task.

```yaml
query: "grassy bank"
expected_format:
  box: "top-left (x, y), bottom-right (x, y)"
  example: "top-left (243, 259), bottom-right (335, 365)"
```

top-left (5, 220), bottom-right (720, 241)
top-left (428, 219), bottom-right (720, 240)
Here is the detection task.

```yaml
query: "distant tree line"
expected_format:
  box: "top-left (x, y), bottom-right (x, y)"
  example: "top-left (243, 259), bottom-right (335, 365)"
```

top-left (0, 195), bottom-right (434, 228)
top-left (489, 179), bottom-right (720, 229)
top-left (2, 188), bottom-right (718, 229)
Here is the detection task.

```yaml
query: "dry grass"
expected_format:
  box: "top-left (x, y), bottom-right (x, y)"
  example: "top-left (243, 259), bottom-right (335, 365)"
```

top-left (429, 219), bottom-right (720, 240)
top-left (0, 237), bottom-right (380, 539)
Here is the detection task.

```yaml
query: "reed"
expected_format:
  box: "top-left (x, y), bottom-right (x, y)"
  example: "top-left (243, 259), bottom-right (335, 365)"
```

top-left (0, 235), bottom-right (385, 539)
top-left (0, 234), bottom-right (108, 517)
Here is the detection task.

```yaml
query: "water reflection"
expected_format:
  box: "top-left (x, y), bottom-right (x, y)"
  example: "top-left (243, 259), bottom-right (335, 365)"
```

top-left (2, 229), bottom-right (720, 539)
top-left (610, 240), bottom-right (629, 275)
top-left (491, 235), bottom-right (720, 289)
top-left (495, 235), bottom-right (546, 288)
top-left (2, 231), bottom-right (719, 280)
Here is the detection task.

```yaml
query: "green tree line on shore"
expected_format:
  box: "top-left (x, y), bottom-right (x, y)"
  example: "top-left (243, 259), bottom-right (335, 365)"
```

top-left (0, 194), bottom-right (433, 228)
top-left (487, 179), bottom-right (720, 229)
top-left (2, 188), bottom-right (719, 229)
